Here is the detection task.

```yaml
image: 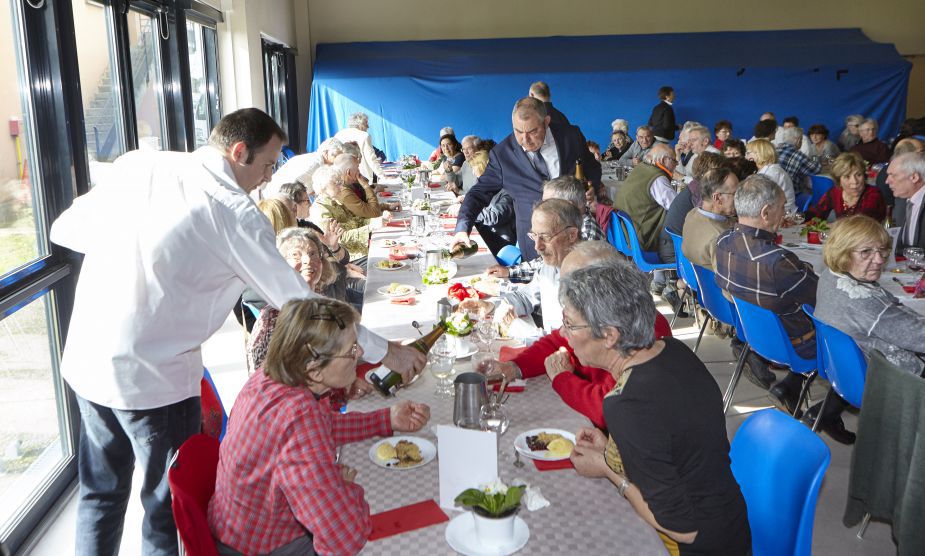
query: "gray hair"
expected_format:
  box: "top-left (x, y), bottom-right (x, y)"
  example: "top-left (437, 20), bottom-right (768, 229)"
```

top-left (340, 140), bottom-right (361, 160)
top-left (611, 119), bottom-right (629, 133)
top-left (636, 125), bottom-right (653, 135)
top-left (681, 120), bottom-right (704, 132)
top-left (318, 137), bottom-right (345, 159)
top-left (332, 153), bottom-right (358, 174)
top-left (534, 198), bottom-right (582, 230)
top-left (734, 174), bottom-right (784, 218)
top-left (276, 181), bottom-right (307, 203)
top-left (461, 135), bottom-right (481, 148)
top-left (529, 80), bottom-right (551, 100)
top-left (512, 97), bottom-right (547, 120)
top-left (276, 227), bottom-right (313, 254)
top-left (558, 262), bottom-right (657, 356)
top-left (891, 152), bottom-right (925, 182)
top-left (543, 175), bottom-right (586, 210)
top-left (687, 125), bottom-right (711, 142)
top-left (567, 240), bottom-right (620, 265)
top-left (776, 126), bottom-right (802, 146)
top-left (312, 164), bottom-right (344, 198)
top-left (845, 114), bottom-right (865, 126)
top-left (347, 112), bottom-right (369, 129)
top-left (644, 143), bottom-right (673, 166)
top-left (440, 126), bottom-right (454, 137)
top-left (861, 118), bottom-right (879, 132)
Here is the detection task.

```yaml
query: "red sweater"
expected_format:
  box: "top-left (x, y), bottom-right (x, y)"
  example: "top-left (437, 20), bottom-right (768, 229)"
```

top-left (513, 312), bottom-right (673, 429)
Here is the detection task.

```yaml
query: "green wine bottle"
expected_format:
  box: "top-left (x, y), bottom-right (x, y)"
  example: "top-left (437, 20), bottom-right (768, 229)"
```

top-left (370, 322), bottom-right (448, 396)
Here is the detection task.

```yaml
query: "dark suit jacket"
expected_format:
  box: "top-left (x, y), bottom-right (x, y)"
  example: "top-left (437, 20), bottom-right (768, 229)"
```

top-left (895, 198), bottom-right (925, 254)
top-left (648, 101), bottom-right (677, 141)
top-left (455, 123), bottom-right (601, 260)
top-left (545, 102), bottom-right (570, 126)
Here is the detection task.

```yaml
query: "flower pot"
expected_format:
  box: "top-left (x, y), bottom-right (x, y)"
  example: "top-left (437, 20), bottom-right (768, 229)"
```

top-left (472, 507), bottom-right (518, 548)
top-left (807, 231), bottom-right (821, 244)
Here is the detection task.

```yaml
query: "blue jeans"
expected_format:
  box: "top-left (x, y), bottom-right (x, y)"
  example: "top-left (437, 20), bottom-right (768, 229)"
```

top-left (75, 394), bottom-right (201, 556)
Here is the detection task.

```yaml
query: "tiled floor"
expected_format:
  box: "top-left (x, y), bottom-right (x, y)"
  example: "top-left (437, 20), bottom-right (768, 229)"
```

top-left (28, 303), bottom-right (898, 555)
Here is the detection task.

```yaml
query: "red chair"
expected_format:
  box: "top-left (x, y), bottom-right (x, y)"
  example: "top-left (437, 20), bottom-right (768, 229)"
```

top-left (169, 433), bottom-right (220, 556)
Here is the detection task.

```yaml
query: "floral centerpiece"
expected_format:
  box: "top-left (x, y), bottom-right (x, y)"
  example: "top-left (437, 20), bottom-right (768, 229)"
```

top-left (455, 479), bottom-right (525, 546)
top-left (411, 198), bottom-right (431, 213)
top-left (443, 312), bottom-right (474, 337)
top-left (399, 154), bottom-right (420, 170)
top-left (800, 217), bottom-right (830, 244)
top-left (400, 170), bottom-right (417, 188)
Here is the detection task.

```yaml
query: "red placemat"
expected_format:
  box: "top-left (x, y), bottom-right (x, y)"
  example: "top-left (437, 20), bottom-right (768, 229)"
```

top-left (386, 218), bottom-right (409, 228)
top-left (368, 499), bottom-right (449, 541)
top-left (379, 191), bottom-right (393, 197)
top-left (498, 345), bottom-right (528, 362)
top-left (533, 458), bottom-right (574, 471)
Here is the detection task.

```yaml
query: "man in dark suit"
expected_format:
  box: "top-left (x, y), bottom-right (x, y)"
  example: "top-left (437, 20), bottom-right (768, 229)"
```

top-left (647, 85), bottom-right (678, 143)
top-left (453, 97), bottom-right (600, 261)
top-left (528, 81), bottom-right (570, 126)
top-left (887, 152), bottom-right (925, 253)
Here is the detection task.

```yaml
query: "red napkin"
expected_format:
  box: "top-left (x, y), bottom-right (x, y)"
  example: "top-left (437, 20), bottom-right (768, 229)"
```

top-left (387, 218), bottom-right (409, 228)
top-left (368, 500), bottom-right (449, 541)
top-left (391, 296), bottom-right (416, 305)
top-left (492, 382), bottom-right (524, 393)
top-left (499, 346), bottom-right (528, 362)
top-left (533, 458), bottom-right (574, 471)
top-left (379, 191), bottom-right (393, 197)
top-left (428, 183), bottom-right (442, 189)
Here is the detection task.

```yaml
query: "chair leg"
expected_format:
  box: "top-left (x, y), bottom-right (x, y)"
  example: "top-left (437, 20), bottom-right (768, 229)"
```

top-left (811, 388), bottom-right (832, 432)
top-left (693, 315), bottom-right (711, 354)
top-left (793, 371), bottom-right (818, 418)
top-left (723, 345), bottom-right (750, 414)
top-left (670, 285), bottom-right (690, 327)
top-left (857, 512), bottom-right (871, 540)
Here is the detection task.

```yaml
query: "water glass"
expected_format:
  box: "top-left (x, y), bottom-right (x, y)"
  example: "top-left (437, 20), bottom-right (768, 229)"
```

top-left (476, 319), bottom-right (498, 347)
top-left (479, 401), bottom-right (510, 438)
top-left (429, 336), bottom-right (456, 397)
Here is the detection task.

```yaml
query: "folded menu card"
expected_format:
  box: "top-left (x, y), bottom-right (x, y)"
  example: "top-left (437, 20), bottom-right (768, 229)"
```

top-left (436, 425), bottom-right (499, 510)
top-left (368, 499), bottom-right (449, 540)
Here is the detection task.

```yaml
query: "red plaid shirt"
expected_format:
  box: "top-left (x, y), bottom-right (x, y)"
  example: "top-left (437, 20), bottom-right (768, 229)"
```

top-left (208, 371), bottom-right (391, 555)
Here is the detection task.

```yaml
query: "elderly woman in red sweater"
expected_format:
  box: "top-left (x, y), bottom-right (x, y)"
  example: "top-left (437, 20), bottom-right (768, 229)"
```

top-left (486, 241), bottom-right (672, 429)
top-left (806, 152), bottom-right (886, 222)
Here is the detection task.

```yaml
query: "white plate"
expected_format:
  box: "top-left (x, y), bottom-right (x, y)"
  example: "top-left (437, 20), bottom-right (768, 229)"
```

top-left (377, 284), bottom-right (416, 297)
top-left (422, 261), bottom-right (458, 285)
top-left (513, 428), bottom-right (577, 462)
top-left (368, 436), bottom-right (436, 470)
top-left (445, 512), bottom-right (529, 556)
top-left (376, 260), bottom-right (407, 271)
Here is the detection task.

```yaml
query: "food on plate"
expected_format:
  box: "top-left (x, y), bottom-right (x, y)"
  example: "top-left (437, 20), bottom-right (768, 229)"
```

top-left (377, 259), bottom-right (403, 269)
top-left (382, 239), bottom-right (399, 247)
top-left (469, 275), bottom-right (501, 297)
top-left (526, 432), bottom-right (565, 452)
top-left (422, 265), bottom-right (449, 285)
top-left (387, 283), bottom-right (414, 295)
top-left (394, 440), bottom-right (423, 467)
top-left (546, 437), bottom-right (575, 457)
top-left (376, 442), bottom-right (397, 461)
top-left (444, 312), bottom-right (474, 336)
top-left (447, 282), bottom-right (484, 302)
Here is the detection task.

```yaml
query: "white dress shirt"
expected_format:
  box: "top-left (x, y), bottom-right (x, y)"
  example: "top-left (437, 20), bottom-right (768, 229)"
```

top-left (905, 185), bottom-right (925, 244)
top-left (50, 147), bottom-right (387, 410)
top-left (265, 151), bottom-right (323, 195)
top-left (334, 126), bottom-right (385, 181)
top-left (758, 163), bottom-right (797, 214)
top-left (650, 176), bottom-right (679, 210)
top-left (499, 262), bottom-right (562, 334)
top-left (524, 127), bottom-right (560, 179)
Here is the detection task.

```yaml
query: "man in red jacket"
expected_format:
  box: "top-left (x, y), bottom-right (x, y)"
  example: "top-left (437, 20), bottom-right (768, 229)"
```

top-left (488, 241), bottom-right (672, 429)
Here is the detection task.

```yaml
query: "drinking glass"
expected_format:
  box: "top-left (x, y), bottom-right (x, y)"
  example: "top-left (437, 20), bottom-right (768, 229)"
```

top-left (471, 348), bottom-right (496, 377)
top-left (429, 336), bottom-right (456, 397)
top-left (476, 319), bottom-right (498, 348)
top-left (908, 252), bottom-right (925, 273)
top-left (785, 211), bottom-right (805, 227)
top-left (479, 401), bottom-right (509, 437)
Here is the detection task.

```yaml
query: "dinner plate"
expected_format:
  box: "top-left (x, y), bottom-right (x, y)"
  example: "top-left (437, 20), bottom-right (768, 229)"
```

top-left (421, 261), bottom-right (458, 285)
top-left (377, 284), bottom-right (416, 297)
top-left (368, 436), bottom-right (436, 470)
top-left (445, 512), bottom-right (529, 556)
top-left (376, 260), bottom-right (407, 271)
top-left (513, 428), bottom-right (577, 462)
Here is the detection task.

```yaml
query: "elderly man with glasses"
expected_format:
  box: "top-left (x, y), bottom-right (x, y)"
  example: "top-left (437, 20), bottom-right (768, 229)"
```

top-left (850, 118), bottom-right (891, 165)
top-left (618, 125), bottom-right (656, 166)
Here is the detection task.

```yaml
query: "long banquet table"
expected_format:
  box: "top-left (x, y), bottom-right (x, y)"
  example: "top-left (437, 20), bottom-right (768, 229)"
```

top-left (340, 179), bottom-right (669, 555)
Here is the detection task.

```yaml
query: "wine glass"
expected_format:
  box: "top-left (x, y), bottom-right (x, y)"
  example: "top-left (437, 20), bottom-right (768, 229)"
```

top-left (785, 210), bottom-right (805, 227)
top-left (428, 336), bottom-right (456, 398)
top-left (479, 401), bottom-right (510, 442)
top-left (476, 319), bottom-right (498, 348)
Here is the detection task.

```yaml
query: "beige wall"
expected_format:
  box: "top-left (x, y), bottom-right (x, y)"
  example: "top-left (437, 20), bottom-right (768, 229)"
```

top-left (299, 0), bottom-right (925, 119)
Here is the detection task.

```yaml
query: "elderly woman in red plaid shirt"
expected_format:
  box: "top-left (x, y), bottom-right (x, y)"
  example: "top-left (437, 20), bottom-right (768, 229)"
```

top-left (209, 298), bottom-right (431, 555)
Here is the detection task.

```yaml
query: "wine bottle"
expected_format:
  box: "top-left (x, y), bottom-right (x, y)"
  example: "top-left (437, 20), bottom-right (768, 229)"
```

top-left (369, 322), bottom-right (448, 397)
top-left (574, 157), bottom-right (593, 192)
top-left (446, 242), bottom-right (478, 259)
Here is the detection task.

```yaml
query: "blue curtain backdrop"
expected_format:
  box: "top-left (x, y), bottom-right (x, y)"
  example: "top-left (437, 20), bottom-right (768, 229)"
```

top-left (307, 29), bottom-right (911, 159)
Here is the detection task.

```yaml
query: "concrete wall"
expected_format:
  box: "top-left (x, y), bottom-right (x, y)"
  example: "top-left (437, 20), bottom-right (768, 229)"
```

top-left (297, 0), bottom-right (925, 127)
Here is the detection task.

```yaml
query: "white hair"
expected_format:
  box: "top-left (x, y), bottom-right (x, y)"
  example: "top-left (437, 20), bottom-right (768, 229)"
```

top-left (347, 112), bottom-right (368, 129)
top-left (440, 126), bottom-right (454, 137)
top-left (318, 137), bottom-right (345, 158)
top-left (611, 119), bottom-right (629, 133)
top-left (312, 165), bottom-right (345, 198)
top-left (776, 126), bottom-right (803, 146)
top-left (861, 118), bottom-right (879, 132)
top-left (461, 135), bottom-right (480, 147)
top-left (734, 174), bottom-right (784, 218)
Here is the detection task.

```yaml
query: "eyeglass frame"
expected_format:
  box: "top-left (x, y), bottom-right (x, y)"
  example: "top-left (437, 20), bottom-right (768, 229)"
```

top-left (527, 225), bottom-right (576, 244)
top-left (852, 247), bottom-right (891, 259)
top-left (561, 315), bottom-right (591, 333)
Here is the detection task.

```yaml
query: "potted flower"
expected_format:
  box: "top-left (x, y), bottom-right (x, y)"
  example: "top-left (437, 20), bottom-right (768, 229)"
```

top-left (800, 217), bottom-right (830, 244)
top-left (455, 478), bottom-right (525, 546)
top-left (443, 312), bottom-right (474, 356)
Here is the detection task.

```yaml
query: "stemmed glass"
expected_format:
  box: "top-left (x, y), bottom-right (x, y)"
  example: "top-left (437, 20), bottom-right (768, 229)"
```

top-left (475, 319), bottom-right (498, 350)
top-left (428, 335), bottom-right (456, 398)
top-left (479, 401), bottom-right (510, 440)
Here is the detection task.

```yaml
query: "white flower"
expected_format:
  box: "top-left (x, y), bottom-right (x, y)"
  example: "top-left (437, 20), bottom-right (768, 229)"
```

top-left (481, 478), bottom-right (508, 495)
top-left (835, 275), bottom-right (873, 300)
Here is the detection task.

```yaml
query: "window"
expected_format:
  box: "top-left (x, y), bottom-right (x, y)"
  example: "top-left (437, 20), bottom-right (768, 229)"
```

top-left (186, 18), bottom-right (221, 148)
top-left (262, 39), bottom-right (298, 147)
top-left (127, 8), bottom-right (168, 151)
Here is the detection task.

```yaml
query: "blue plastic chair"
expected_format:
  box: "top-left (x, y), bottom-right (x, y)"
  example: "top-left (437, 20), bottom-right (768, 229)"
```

top-left (731, 296), bottom-right (818, 416)
top-left (495, 244), bottom-right (522, 266)
top-left (690, 264), bottom-right (741, 351)
top-left (666, 229), bottom-right (702, 326)
top-left (796, 192), bottom-right (812, 213)
top-left (615, 211), bottom-right (674, 274)
top-left (803, 305), bottom-right (867, 429)
top-left (809, 175), bottom-right (834, 208)
top-left (606, 211), bottom-right (631, 258)
top-left (730, 409), bottom-right (831, 556)
top-left (201, 367), bottom-right (228, 441)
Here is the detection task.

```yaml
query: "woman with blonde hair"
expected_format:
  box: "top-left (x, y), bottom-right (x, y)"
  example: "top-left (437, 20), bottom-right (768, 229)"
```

top-left (815, 214), bottom-right (925, 375)
top-left (211, 298), bottom-right (431, 556)
top-left (806, 152), bottom-right (885, 222)
top-left (746, 138), bottom-right (796, 213)
top-left (257, 197), bottom-right (296, 233)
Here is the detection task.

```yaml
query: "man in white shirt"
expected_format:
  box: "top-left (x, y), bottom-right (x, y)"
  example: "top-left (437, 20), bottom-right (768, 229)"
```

top-left (50, 108), bottom-right (425, 555)
top-left (334, 112), bottom-right (386, 182)
top-left (887, 152), bottom-right (925, 253)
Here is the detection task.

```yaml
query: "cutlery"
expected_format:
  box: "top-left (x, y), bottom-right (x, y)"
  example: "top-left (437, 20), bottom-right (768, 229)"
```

top-left (513, 448), bottom-right (525, 468)
top-left (411, 321), bottom-right (424, 336)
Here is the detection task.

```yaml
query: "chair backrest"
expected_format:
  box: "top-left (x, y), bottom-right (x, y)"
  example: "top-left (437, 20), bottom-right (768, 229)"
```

top-left (803, 305), bottom-right (867, 408)
top-left (607, 210), bottom-right (631, 257)
top-left (666, 229), bottom-right (699, 294)
top-left (495, 244), bottom-right (522, 266)
top-left (200, 367), bottom-right (228, 441)
top-left (809, 175), bottom-right (835, 208)
top-left (615, 211), bottom-right (672, 272)
top-left (731, 409), bottom-right (830, 556)
top-left (691, 264), bottom-right (737, 327)
top-left (168, 434), bottom-right (221, 556)
top-left (731, 296), bottom-right (816, 373)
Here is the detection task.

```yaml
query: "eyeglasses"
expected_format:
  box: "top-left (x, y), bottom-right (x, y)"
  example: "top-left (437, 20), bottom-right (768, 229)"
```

top-left (325, 341), bottom-right (360, 360)
top-left (527, 226), bottom-right (575, 243)
top-left (561, 318), bottom-right (591, 333)
top-left (853, 247), bottom-right (890, 259)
